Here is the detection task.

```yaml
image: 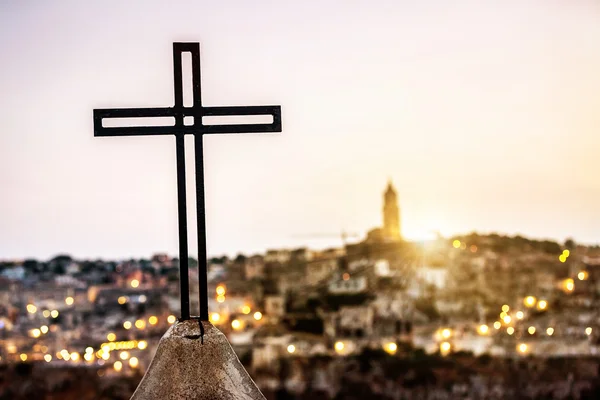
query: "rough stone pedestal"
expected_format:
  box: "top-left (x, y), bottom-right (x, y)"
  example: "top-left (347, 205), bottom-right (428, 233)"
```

top-left (131, 320), bottom-right (266, 400)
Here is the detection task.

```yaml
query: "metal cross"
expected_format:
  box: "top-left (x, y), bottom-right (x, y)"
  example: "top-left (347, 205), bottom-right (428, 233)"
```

top-left (93, 43), bottom-right (282, 322)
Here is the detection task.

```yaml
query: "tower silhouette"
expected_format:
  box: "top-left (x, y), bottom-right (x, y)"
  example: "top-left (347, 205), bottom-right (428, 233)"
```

top-left (383, 180), bottom-right (401, 240)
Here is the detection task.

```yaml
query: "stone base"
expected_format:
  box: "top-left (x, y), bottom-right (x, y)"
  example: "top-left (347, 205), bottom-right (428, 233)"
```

top-left (131, 320), bottom-right (265, 400)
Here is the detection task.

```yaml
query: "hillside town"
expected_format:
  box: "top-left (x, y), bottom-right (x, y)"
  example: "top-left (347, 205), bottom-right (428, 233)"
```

top-left (2, 182), bottom-right (600, 399)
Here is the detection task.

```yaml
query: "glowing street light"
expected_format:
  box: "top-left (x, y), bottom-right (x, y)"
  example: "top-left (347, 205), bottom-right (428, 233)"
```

top-left (516, 311), bottom-right (524, 320)
top-left (148, 316), bottom-right (158, 325)
top-left (242, 305), bottom-right (251, 315)
top-left (130, 279), bottom-right (140, 288)
top-left (493, 321), bottom-right (502, 330)
top-left (114, 361), bottom-right (123, 371)
top-left (334, 341), bottom-right (345, 353)
top-left (546, 327), bottom-right (554, 336)
top-left (137, 341), bottom-right (148, 350)
top-left (537, 300), bottom-right (547, 310)
top-left (118, 296), bottom-right (127, 305)
top-left (216, 285), bottom-right (226, 296)
top-left (210, 313), bottom-right (221, 323)
top-left (231, 319), bottom-right (242, 330)
top-left (563, 279), bottom-right (575, 293)
top-left (167, 315), bottom-right (177, 324)
top-left (507, 327), bottom-right (515, 335)
top-left (501, 305), bottom-right (510, 312)
top-left (253, 312), bottom-right (263, 321)
top-left (452, 240), bottom-right (461, 249)
top-left (578, 271), bottom-right (589, 281)
top-left (384, 342), bottom-right (398, 355)
top-left (503, 315), bottom-right (512, 324)
top-left (524, 296), bottom-right (536, 308)
top-left (26, 304), bottom-right (37, 314)
top-left (129, 357), bottom-right (139, 368)
top-left (518, 343), bottom-right (528, 354)
top-left (528, 326), bottom-right (536, 335)
top-left (123, 321), bottom-right (132, 330)
top-left (585, 327), bottom-right (592, 336)
top-left (31, 329), bottom-right (41, 338)
top-left (50, 310), bottom-right (59, 318)
top-left (217, 295), bottom-right (226, 303)
top-left (44, 354), bottom-right (52, 362)
top-left (440, 342), bottom-right (451, 356)
top-left (40, 325), bottom-right (48, 334)
top-left (441, 328), bottom-right (452, 339)
top-left (287, 344), bottom-right (296, 354)
top-left (477, 324), bottom-right (489, 335)
top-left (119, 351), bottom-right (130, 360)
top-left (107, 332), bottom-right (116, 342)
top-left (65, 296), bottom-right (74, 306)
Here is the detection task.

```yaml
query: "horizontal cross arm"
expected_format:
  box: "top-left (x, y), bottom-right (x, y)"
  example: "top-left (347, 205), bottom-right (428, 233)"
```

top-left (202, 105), bottom-right (281, 134)
top-left (94, 108), bottom-right (179, 137)
top-left (93, 104), bottom-right (282, 136)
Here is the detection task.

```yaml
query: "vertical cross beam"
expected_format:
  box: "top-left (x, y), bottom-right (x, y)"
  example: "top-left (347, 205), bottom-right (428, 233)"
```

top-left (173, 44), bottom-right (192, 321)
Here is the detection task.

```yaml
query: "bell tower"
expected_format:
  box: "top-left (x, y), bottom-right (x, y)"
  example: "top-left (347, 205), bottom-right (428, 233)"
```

top-left (383, 180), bottom-right (401, 240)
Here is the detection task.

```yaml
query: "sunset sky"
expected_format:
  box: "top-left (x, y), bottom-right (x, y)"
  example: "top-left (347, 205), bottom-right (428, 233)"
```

top-left (2, 0), bottom-right (600, 259)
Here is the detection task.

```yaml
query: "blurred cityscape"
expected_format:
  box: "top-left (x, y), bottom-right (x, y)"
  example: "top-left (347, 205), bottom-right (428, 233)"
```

top-left (2, 181), bottom-right (600, 399)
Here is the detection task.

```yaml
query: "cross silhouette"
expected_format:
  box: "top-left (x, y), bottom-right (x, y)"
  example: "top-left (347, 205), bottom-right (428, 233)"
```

top-left (93, 42), bottom-right (282, 322)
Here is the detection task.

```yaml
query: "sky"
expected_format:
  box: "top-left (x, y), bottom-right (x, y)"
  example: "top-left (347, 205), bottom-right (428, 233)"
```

top-left (2, 0), bottom-right (600, 260)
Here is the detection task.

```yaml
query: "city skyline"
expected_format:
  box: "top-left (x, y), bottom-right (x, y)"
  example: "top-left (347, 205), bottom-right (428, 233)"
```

top-left (2, 1), bottom-right (600, 259)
